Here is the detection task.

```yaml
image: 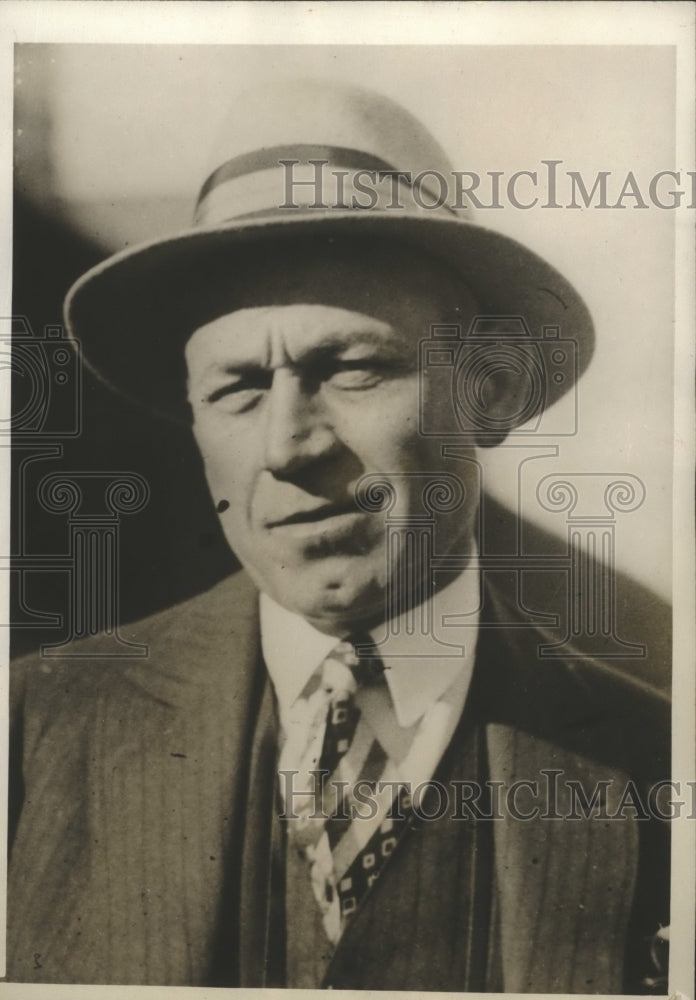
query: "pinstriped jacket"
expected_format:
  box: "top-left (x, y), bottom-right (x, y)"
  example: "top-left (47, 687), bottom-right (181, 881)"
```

top-left (7, 510), bottom-right (670, 991)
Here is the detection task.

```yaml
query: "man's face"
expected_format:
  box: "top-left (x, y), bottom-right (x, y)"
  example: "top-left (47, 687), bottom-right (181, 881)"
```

top-left (186, 246), bottom-right (480, 634)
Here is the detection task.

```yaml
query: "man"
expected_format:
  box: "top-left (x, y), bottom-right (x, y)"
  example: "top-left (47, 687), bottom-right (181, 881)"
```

top-left (8, 79), bottom-right (670, 991)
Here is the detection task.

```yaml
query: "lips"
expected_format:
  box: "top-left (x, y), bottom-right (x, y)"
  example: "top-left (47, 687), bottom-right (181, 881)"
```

top-left (266, 500), bottom-right (357, 528)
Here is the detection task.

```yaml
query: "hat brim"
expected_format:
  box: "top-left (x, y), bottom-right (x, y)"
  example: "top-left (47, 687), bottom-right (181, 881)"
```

top-left (64, 211), bottom-right (594, 424)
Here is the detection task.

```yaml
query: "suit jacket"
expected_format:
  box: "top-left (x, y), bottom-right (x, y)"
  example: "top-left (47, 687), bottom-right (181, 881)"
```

top-left (7, 504), bottom-right (671, 991)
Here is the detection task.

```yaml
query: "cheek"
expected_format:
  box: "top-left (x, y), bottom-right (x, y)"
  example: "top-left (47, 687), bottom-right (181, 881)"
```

top-left (335, 384), bottom-right (423, 463)
top-left (193, 423), bottom-right (255, 510)
top-left (357, 406), bottom-right (437, 472)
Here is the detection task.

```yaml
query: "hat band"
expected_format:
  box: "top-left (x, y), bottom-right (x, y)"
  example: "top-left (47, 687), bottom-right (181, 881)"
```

top-left (194, 143), bottom-right (459, 227)
top-left (198, 145), bottom-right (398, 202)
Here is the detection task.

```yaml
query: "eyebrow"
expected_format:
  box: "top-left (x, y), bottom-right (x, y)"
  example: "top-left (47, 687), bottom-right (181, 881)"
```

top-left (190, 328), bottom-right (402, 381)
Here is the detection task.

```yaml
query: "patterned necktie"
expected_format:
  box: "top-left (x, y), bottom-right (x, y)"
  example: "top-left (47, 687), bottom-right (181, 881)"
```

top-left (280, 638), bottom-right (412, 944)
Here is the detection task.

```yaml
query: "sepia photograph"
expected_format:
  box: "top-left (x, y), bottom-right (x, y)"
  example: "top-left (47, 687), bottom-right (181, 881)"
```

top-left (2, 2), bottom-right (694, 997)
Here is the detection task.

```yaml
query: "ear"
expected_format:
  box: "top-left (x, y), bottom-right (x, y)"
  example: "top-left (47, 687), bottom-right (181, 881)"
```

top-left (456, 345), bottom-right (546, 448)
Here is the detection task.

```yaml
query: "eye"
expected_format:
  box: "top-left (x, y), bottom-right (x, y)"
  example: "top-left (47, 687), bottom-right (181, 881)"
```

top-left (322, 359), bottom-right (390, 391)
top-left (327, 366), bottom-right (384, 390)
top-left (206, 371), bottom-right (271, 412)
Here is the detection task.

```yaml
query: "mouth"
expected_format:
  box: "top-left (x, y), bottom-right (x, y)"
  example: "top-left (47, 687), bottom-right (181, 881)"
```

top-left (266, 501), bottom-right (358, 529)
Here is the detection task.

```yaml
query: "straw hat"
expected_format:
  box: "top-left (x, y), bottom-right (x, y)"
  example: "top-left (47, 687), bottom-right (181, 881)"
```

top-left (64, 78), bottom-right (594, 423)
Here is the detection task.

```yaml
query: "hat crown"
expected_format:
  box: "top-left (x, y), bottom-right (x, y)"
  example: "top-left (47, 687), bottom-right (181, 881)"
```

top-left (203, 77), bottom-right (453, 193)
top-left (194, 78), bottom-right (460, 227)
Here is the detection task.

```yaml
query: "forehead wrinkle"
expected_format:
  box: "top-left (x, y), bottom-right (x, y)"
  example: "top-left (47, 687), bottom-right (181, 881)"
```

top-left (277, 327), bottom-right (396, 368)
top-left (188, 304), bottom-right (396, 377)
top-left (186, 309), bottom-right (273, 378)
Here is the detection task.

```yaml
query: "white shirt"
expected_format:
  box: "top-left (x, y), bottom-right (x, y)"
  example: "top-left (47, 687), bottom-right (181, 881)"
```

top-left (261, 559), bottom-right (481, 794)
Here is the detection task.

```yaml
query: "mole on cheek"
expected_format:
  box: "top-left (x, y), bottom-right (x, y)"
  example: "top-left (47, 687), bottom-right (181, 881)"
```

top-left (216, 500), bottom-right (230, 513)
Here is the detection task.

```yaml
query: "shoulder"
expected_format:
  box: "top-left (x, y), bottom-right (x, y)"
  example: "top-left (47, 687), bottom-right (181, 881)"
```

top-left (11, 570), bottom-right (260, 728)
top-left (479, 497), bottom-right (670, 778)
top-left (483, 494), bottom-right (670, 691)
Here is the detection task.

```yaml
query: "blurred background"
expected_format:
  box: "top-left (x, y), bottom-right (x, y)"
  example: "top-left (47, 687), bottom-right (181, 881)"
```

top-left (11, 44), bottom-right (675, 654)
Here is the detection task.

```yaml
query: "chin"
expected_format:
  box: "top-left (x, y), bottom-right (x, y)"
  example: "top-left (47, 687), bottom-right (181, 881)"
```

top-left (271, 560), bottom-right (387, 635)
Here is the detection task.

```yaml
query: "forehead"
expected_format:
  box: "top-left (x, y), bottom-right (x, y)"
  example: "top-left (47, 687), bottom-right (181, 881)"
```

top-left (186, 301), bottom-right (422, 371)
top-left (182, 237), bottom-right (475, 357)
top-left (184, 243), bottom-right (473, 372)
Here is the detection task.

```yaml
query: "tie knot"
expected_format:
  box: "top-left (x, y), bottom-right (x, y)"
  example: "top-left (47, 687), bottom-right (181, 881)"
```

top-left (322, 637), bottom-right (384, 696)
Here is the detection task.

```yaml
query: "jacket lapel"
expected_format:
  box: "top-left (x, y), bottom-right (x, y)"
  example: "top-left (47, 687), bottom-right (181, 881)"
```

top-left (237, 676), bottom-right (285, 987)
top-left (44, 572), bottom-right (265, 986)
top-left (9, 572), bottom-right (267, 984)
top-left (109, 572), bottom-right (266, 985)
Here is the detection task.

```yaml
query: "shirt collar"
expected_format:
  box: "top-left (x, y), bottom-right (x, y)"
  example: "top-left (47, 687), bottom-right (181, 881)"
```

top-left (260, 552), bottom-right (480, 730)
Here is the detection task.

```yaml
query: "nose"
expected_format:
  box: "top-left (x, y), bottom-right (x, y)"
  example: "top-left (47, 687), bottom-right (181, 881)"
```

top-left (263, 368), bottom-right (339, 477)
